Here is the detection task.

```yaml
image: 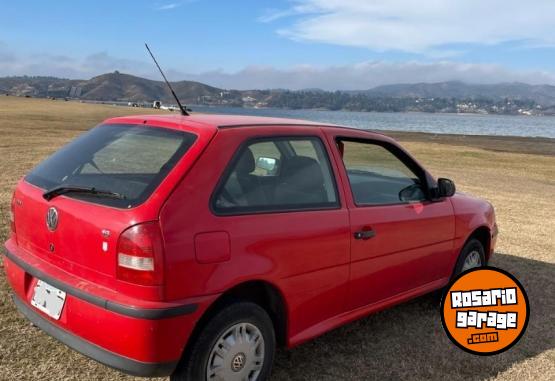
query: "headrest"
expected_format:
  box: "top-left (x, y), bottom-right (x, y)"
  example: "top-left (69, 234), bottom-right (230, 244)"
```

top-left (236, 147), bottom-right (255, 174)
top-left (282, 156), bottom-right (324, 189)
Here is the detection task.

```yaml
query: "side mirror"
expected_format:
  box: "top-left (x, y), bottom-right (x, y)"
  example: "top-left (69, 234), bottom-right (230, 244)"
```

top-left (256, 156), bottom-right (279, 175)
top-left (437, 178), bottom-right (456, 197)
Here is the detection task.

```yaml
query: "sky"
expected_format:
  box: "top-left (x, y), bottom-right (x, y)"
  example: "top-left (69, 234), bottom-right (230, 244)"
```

top-left (2, 0), bottom-right (555, 90)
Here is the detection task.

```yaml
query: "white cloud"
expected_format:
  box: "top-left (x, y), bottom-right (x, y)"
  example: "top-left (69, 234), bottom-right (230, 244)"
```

top-left (187, 61), bottom-right (555, 90)
top-left (266, 0), bottom-right (555, 54)
top-left (1, 44), bottom-right (555, 90)
top-left (258, 8), bottom-right (301, 23)
top-left (156, 3), bottom-right (181, 11)
top-left (155, 1), bottom-right (198, 11)
top-left (0, 48), bottom-right (152, 79)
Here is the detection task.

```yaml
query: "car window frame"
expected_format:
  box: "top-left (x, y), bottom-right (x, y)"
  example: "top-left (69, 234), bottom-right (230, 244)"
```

top-left (335, 136), bottom-right (432, 208)
top-left (210, 135), bottom-right (342, 216)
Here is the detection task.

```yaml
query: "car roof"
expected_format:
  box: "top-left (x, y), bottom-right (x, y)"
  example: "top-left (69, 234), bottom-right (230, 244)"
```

top-left (104, 113), bottom-right (387, 137)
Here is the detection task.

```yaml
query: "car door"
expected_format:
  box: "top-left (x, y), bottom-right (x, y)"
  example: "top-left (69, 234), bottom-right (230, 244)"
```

top-left (329, 133), bottom-right (455, 310)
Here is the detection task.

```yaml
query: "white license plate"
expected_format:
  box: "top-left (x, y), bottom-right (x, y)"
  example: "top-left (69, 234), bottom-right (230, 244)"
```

top-left (31, 279), bottom-right (66, 320)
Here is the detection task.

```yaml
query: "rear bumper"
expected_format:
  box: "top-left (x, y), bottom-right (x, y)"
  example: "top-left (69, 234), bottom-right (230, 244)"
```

top-left (3, 248), bottom-right (197, 320)
top-left (11, 292), bottom-right (177, 377)
top-left (3, 243), bottom-right (219, 377)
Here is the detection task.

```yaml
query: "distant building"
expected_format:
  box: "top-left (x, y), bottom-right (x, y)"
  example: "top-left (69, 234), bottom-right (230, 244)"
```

top-left (242, 96), bottom-right (256, 103)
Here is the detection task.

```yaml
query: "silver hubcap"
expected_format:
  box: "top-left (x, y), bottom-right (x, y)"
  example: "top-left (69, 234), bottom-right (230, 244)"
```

top-left (462, 250), bottom-right (482, 272)
top-left (207, 323), bottom-right (265, 381)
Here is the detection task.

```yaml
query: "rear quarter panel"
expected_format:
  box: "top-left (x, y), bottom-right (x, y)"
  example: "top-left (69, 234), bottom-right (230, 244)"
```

top-left (159, 126), bottom-right (351, 340)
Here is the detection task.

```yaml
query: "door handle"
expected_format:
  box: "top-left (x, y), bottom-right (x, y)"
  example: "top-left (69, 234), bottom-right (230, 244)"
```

top-left (354, 229), bottom-right (376, 240)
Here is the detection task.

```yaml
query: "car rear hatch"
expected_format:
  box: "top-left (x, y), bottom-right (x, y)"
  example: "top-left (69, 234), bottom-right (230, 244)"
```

top-left (11, 122), bottom-right (209, 298)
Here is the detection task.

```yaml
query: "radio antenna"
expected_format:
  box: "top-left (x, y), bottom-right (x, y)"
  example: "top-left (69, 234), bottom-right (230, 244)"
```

top-left (144, 43), bottom-right (189, 116)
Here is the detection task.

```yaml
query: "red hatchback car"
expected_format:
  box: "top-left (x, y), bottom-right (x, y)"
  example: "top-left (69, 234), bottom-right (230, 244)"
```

top-left (4, 114), bottom-right (497, 380)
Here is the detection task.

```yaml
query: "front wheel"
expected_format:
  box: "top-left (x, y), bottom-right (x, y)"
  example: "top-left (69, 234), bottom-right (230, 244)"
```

top-left (453, 238), bottom-right (486, 277)
top-left (434, 238), bottom-right (486, 305)
top-left (171, 301), bottom-right (276, 381)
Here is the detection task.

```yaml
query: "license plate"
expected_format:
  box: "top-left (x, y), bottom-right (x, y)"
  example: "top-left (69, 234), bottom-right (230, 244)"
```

top-left (31, 280), bottom-right (66, 320)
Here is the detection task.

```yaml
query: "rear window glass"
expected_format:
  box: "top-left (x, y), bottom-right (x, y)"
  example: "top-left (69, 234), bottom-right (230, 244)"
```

top-left (26, 124), bottom-right (197, 208)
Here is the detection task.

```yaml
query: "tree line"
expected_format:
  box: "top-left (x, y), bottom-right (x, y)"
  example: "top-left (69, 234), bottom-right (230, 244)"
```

top-left (263, 91), bottom-right (539, 114)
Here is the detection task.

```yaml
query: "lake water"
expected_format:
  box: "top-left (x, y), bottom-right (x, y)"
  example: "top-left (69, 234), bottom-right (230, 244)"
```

top-left (192, 105), bottom-right (555, 138)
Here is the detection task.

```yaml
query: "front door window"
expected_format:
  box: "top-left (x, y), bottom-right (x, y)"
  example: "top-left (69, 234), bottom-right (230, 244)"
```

top-left (338, 140), bottom-right (426, 205)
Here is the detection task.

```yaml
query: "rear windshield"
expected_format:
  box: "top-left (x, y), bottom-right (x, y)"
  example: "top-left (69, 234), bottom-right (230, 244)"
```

top-left (26, 124), bottom-right (197, 208)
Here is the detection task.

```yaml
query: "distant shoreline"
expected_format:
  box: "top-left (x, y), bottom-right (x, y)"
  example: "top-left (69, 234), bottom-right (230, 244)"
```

top-left (190, 103), bottom-right (554, 117)
top-left (2, 96), bottom-right (554, 144)
top-left (383, 129), bottom-right (555, 156)
top-left (3, 94), bottom-right (553, 117)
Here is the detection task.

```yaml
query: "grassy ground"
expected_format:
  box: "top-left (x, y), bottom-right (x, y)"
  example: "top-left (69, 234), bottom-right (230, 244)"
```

top-left (0, 96), bottom-right (553, 380)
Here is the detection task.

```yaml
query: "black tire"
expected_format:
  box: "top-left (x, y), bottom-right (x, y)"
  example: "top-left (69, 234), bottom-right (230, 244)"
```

top-left (434, 239), bottom-right (486, 306)
top-left (452, 238), bottom-right (486, 278)
top-left (171, 301), bottom-right (276, 381)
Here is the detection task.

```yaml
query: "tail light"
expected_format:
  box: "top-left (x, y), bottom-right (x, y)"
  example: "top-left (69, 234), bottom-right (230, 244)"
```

top-left (116, 222), bottom-right (164, 286)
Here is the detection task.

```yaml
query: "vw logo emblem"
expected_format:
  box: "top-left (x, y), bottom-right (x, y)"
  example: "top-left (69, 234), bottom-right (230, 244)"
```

top-left (231, 352), bottom-right (246, 372)
top-left (46, 207), bottom-right (59, 231)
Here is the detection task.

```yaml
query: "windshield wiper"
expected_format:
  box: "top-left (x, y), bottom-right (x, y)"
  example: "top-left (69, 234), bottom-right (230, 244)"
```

top-left (43, 185), bottom-right (125, 201)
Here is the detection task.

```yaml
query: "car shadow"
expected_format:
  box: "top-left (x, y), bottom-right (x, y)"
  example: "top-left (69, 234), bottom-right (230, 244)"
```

top-left (270, 253), bottom-right (554, 380)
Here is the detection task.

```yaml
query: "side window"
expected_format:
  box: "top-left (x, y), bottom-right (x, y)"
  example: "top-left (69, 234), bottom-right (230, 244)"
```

top-left (339, 139), bottom-right (426, 205)
top-left (290, 140), bottom-right (317, 159)
top-left (249, 141), bottom-right (282, 176)
top-left (213, 137), bottom-right (339, 214)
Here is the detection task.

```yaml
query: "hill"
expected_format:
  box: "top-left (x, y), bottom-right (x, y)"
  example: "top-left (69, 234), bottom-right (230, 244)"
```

top-left (78, 72), bottom-right (223, 103)
top-left (0, 72), bottom-right (224, 104)
top-left (1, 73), bottom-right (554, 114)
top-left (359, 81), bottom-right (555, 106)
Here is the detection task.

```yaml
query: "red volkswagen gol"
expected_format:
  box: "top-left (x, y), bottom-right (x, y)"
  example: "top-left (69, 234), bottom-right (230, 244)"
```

top-left (4, 114), bottom-right (497, 380)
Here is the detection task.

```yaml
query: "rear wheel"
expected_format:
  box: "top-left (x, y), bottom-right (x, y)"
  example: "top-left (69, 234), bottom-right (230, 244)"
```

top-left (171, 302), bottom-right (276, 381)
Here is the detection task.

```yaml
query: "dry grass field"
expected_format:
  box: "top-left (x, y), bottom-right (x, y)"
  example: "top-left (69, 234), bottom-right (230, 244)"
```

top-left (0, 96), bottom-right (553, 380)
